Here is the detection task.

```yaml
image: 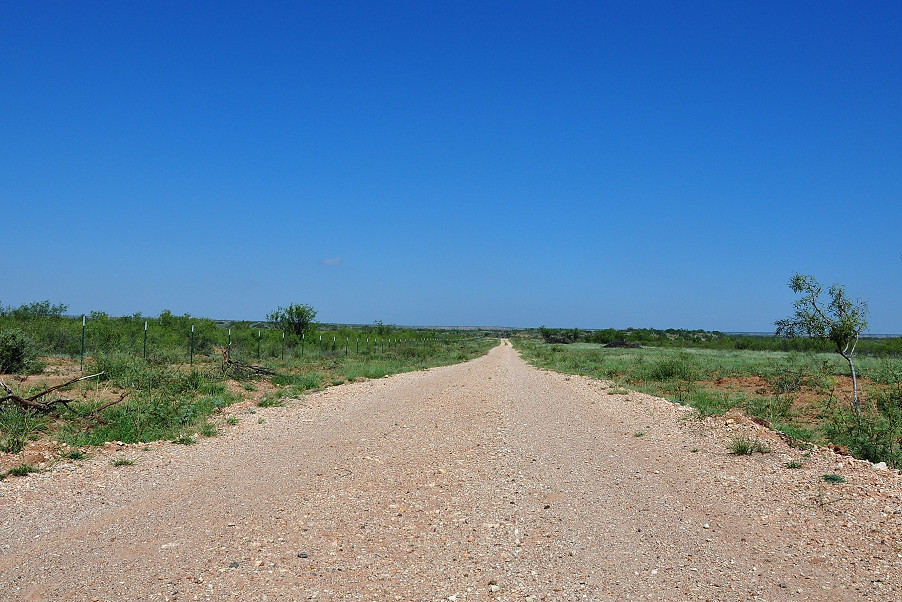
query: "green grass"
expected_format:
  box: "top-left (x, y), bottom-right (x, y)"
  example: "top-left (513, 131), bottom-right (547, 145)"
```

top-left (0, 406), bottom-right (47, 453)
top-left (4, 463), bottom-right (39, 477)
top-left (688, 390), bottom-right (744, 418)
top-left (117, 338), bottom-right (492, 447)
top-left (1, 305), bottom-right (498, 449)
top-left (822, 473), bottom-right (846, 483)
top-left (58, 388), bottom-right (241, 448)
top-left (2, 329), bottom-right (495, 451)
top-left (111, 458), bottom-right (135, 466)
top-left (199, 421), bottom-right (219, 437)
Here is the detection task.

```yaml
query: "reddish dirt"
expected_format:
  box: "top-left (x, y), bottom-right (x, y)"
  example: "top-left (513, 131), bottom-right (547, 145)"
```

top-left (700, 374), bottom-right (869, 427)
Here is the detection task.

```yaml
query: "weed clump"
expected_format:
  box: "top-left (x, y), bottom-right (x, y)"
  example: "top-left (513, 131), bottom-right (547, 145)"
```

top-left (728, 434), bottom-right (771, 455)
top-left (257, 394), bottom-right (285, 408)
top-left (5, 463), bottom-right (39, 477)
top-left (0, 406), bottom-right (47, 453)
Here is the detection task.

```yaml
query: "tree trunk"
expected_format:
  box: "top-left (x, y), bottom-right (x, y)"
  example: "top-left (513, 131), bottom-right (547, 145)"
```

top-left (842, 353), bottom-right (861, 416)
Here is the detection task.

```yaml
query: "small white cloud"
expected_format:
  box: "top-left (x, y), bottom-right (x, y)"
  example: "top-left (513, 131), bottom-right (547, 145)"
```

top-left (321, 256), bottom-right (343, 266)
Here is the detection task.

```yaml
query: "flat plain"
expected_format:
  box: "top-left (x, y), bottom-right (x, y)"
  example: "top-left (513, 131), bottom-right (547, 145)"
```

top-left (1, 342), bottom-right (900, 601)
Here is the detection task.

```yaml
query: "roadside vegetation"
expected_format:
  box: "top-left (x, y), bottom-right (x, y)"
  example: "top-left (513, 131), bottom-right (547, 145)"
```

top-left (514, 335), bottom-right (902, 467)
top-left (522, 274), bottom-right (902, 467)
top-left (0, 300), bottom-right (497, 472)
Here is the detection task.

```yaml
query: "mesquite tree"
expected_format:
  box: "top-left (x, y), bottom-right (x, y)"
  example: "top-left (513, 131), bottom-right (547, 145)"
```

top-left (267, 303), bottom-right (317, 339)
top-left (775, 274), bottom-right (869, 414)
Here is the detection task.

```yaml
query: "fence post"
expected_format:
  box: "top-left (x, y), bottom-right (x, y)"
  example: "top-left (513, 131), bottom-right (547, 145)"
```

top-left (281, 331), bottom-right (285, 360)
top-left (80, 315), bottom-right (86, 372)
top-left (301, 332), bottom-right (304, 357)
top-left (190, 324), bottom-right (195, 366)
top-left (143, 321), bottom-right (148, 360)
top-left (346, 336), bottom-right (349, 356)
top-left (257, 330), bottom-right (261, 360)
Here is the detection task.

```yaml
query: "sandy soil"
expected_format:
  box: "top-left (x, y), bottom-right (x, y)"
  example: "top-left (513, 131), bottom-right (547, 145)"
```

top-left (1, 341), bottom-right (900, 601)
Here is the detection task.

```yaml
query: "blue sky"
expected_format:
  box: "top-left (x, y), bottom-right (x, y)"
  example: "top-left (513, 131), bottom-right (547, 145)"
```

top-left (3, 2), bottom-right (900, 332)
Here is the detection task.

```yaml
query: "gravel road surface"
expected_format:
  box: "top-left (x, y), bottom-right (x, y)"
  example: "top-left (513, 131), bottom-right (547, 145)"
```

top-left (2, 341), bottom-right (900, 601)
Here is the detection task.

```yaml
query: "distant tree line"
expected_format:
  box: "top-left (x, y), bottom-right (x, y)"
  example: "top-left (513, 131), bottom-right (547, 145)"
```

top-left (533, 325), bottom-right (902, 356)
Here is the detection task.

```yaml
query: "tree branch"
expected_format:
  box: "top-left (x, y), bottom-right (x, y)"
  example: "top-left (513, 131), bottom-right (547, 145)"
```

top-left (0, 372), bottom-right (105, 412)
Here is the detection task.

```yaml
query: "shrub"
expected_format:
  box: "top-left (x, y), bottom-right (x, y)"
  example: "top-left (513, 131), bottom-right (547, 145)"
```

top-left (646, 353), bottom-right (697, 402)
top-left (0, 329), bottom-right (37, 374)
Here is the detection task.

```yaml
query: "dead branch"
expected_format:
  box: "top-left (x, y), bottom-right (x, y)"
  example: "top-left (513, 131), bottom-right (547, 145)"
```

top-left (84, 391), bottom-right (129, 425)
top-left (219, 347), bottom-right (276, 378)
top-left (0, 372), bottom-right (105, 412)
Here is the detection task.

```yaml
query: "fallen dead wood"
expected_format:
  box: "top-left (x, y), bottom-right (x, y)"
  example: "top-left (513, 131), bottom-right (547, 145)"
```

top-left (219, 347), bottom-right (276, 378)
top-left (0, 372), bottom-right (105, 412)
top-left (83, 390), bottom-right (130, 424)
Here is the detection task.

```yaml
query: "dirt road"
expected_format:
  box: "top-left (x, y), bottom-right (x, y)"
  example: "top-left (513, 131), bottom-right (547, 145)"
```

top-left (2, 342), bottom-right (900, 601)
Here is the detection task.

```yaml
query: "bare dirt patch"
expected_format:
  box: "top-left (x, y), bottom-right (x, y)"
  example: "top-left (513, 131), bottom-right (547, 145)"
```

top-left (701, 373), bottom-right (865, 425)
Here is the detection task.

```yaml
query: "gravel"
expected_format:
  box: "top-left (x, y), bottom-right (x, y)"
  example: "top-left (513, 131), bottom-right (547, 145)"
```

top-left (1, 341), bottom-right (900, 601)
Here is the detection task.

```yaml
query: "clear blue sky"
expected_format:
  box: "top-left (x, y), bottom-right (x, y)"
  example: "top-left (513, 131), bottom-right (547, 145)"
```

top-left (3, 2), bottom-right (900, 332)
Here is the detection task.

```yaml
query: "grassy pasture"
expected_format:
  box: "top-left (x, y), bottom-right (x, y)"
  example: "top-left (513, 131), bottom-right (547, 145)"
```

top-left (0, 311), bottom-right (496, 475)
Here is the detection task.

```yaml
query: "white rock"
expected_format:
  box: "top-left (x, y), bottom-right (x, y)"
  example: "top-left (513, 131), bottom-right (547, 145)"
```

top-left (873, 462), bottom-right (888, 471)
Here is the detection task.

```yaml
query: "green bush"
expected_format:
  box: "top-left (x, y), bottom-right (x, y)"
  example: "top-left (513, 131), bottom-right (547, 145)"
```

top-left (0, 329), bottom-right (38, 374)
top-left (646, 353), bottom-right (696, 382)
top-left (644, 353), bottom-right (697, 401)
top-left (820, 376), bottom-right (902, 468)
